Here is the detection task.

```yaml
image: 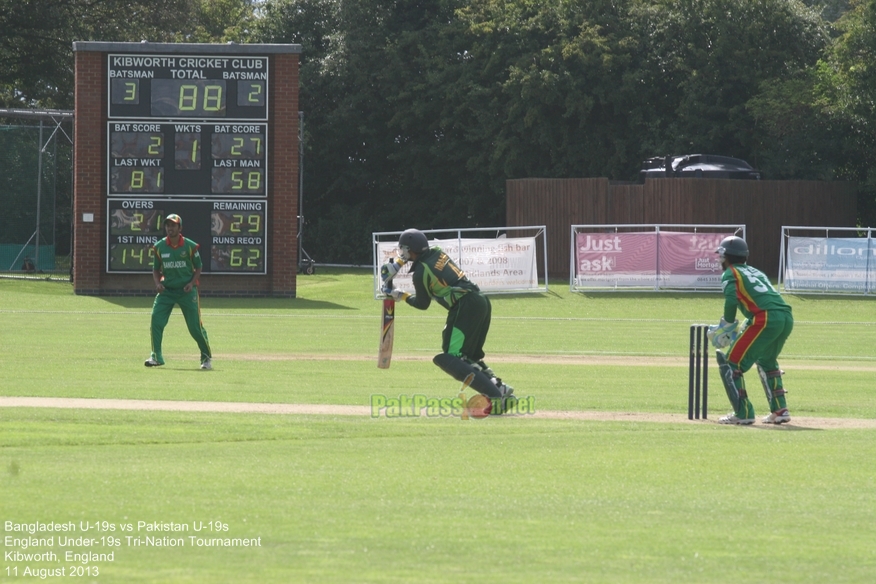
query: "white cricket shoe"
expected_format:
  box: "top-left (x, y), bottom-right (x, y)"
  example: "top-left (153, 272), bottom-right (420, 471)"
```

top-left (496, 381), bottom-right (514, 397)
top-left (200, 358), bottom-right (212, 370)
top-left (762, 410), bottom-right (791, 424)
top-left (718, 413), bottom-right (755, 425)
top-left (144, 358), bottom-right (164, 367)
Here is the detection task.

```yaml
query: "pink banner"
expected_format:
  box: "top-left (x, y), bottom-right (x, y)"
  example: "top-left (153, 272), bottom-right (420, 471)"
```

top-left (657, 232), bottom-right (729, 287)
top-left (575, 231), bottom-right (732, 288)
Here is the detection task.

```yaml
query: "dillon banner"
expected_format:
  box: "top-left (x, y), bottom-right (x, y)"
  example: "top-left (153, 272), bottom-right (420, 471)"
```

top-left (574, 231), bottom-right (733, 289)
top-left (784, 236), bottom-right (876, 293)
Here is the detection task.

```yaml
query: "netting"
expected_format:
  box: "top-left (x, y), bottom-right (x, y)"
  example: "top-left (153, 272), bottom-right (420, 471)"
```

top-left (0, 110), bottom-right (73, 278)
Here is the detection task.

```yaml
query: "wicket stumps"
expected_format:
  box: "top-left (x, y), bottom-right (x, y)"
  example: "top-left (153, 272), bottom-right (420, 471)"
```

top-left (688, 324), bottom-right (709, 419)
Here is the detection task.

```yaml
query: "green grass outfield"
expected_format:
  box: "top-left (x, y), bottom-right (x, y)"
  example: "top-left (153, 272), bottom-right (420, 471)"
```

top-left (1, 272), bottom-right (875, 583)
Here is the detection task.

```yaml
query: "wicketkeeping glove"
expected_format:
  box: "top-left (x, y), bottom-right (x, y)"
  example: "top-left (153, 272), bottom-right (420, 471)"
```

top-left (380, 257), bottom-right (406, 283)
top-left (707, 318), bottom-right (739, 349)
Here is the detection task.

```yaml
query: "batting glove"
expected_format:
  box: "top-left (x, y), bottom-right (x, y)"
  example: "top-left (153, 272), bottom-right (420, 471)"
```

top-left (707, 318), bottom-right (739, 349)
top-left (389, 289), bottom-right (410, 302)
top-left (380, 258), bottom-right (406, 283)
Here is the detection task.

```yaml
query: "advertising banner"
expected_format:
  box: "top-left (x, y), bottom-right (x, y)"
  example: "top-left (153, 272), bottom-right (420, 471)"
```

top-left (376, 236), bottom-right (538, 293)
top-left (574, 232), bottom-right (657, 287)
top-left (785, 236), bottom-right (875, 293)
top-left (574, 231), bottom-right (731, 289)
top-left (657, 232), bottom-right (729, 288)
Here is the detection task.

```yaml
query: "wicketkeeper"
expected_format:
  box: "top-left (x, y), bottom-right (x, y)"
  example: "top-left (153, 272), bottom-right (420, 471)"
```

top-left (709, 236), bottom-right (793, 425)
top-left (382, 229), bottom-right (515, 413)
top-left (145, 214), bottom-right (213, 370)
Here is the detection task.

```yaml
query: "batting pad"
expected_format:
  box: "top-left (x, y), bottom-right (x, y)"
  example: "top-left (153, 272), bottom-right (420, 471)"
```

top-left (755, 364), bottom-right (773, 403)
top-left (432, 353), bottom-right (502, 398)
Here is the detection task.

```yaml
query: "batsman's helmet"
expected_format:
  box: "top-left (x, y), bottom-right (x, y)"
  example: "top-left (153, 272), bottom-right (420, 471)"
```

top-left (398, 228), bottom-right (429, 260)
top-left (716, 236), bottom-right (748, 259)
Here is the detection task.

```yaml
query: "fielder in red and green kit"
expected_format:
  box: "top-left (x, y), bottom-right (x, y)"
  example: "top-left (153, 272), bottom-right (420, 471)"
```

top-left (708, 236), bottom-right (792, 425)
top-left (144, 214), bottom-right (213, 370)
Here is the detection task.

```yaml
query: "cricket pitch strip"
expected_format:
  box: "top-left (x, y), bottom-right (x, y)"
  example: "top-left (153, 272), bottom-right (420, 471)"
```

top-left (1, 397), bottom-right (874, 430)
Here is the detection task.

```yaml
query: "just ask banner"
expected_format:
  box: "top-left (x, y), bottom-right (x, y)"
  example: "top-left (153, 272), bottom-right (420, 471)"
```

top-left (376, 236), bottom-right (538, 294)
top-left (784, 236), bottom-right (875, 293)
top-left (574, 231), bottom-right (732, 289)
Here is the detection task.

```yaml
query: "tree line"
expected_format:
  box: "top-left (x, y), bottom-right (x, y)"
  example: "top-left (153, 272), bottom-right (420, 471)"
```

top-left (1, 0), bottom-right (872, 264)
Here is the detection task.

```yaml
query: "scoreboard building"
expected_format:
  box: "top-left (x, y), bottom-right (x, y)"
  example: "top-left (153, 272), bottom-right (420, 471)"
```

top-left (72, 42), bottom-right (302, 297)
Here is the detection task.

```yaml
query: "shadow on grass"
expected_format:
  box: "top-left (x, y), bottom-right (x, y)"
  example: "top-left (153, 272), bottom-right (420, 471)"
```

top-left (784, 293), bottom-right (876, 303)
top-left (750, 424), bottom-right (822, 432)
top-left (574, 291), bottom-right (723, 300)
top-left (490, 291), bottom-right (559, 300)
top-left (97, 296), bottom-right (356, 311)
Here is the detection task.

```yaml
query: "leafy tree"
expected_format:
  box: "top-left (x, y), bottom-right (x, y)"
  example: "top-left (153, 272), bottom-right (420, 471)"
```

top-left (0, 0), bottom-right (202, 108)
top-left (453, 0), bottom-right (642, 180)
top-left (0, 0), bottom-right (257, 108)
top-left (183, 0), bottom-right (258, 43)
top-left (253, 0), bottom-right (834, 263)
top-left (749, 0), bottom-right (876, 224)
top-left (803, 0), bottom-right (852, 22)
top-left (0, 0), bottom-right (253, 260)
top-left (817, 0), bottom-right (876, 224)
top-left (412, 0), bottom-right (828, 183)
top-left (625, 0), bottom-right (828, 172)
top-left (746, 70), bottom-right (843, 180)
top-left (0, 0), bottom-right (852, 262)
top-left (255, 0), bottom-right (485, 263)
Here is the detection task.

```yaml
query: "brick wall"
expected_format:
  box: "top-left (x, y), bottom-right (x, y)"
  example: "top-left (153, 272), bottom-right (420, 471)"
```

top-left (269, 53), bottom-right (299, 296)
top-left (73, 51), bottom-right (105, 292)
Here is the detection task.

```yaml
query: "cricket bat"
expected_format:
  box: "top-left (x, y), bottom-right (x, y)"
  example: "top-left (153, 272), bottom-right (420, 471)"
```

top-left (377, 296), bottom-right (395, 369)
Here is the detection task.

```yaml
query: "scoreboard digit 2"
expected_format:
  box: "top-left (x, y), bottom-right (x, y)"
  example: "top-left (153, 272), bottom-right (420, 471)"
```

top-left (106, 53), bottom-right (270, 274)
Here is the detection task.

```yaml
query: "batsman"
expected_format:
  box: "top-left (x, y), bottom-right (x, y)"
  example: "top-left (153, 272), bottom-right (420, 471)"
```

top-left (381, 229), bottom-right (515, 413)
top-left (709, 236), bottom-right (793, 425)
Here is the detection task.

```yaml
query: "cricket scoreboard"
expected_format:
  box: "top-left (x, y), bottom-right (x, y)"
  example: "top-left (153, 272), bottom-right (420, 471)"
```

top-left (105, 53), bottom-right (270, 274)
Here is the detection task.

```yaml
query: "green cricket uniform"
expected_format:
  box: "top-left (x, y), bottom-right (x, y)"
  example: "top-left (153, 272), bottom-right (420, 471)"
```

top-left (722, 262), bottom-right (793, 415)
top-left (149, 235), bottom-right (211, 365)
top-left (404, 247), bottom-right (491, 362)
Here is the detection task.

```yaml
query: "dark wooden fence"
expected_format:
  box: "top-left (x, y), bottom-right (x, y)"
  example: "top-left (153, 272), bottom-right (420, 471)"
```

top-left (506, 178), bottom-right (857, 280)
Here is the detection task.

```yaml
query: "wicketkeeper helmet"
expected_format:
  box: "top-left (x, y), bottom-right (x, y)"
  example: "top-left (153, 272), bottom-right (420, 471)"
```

top-left (398, 229), bottom-right (429, 260)
top-left (716, 236), bottom-right (748, 259)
